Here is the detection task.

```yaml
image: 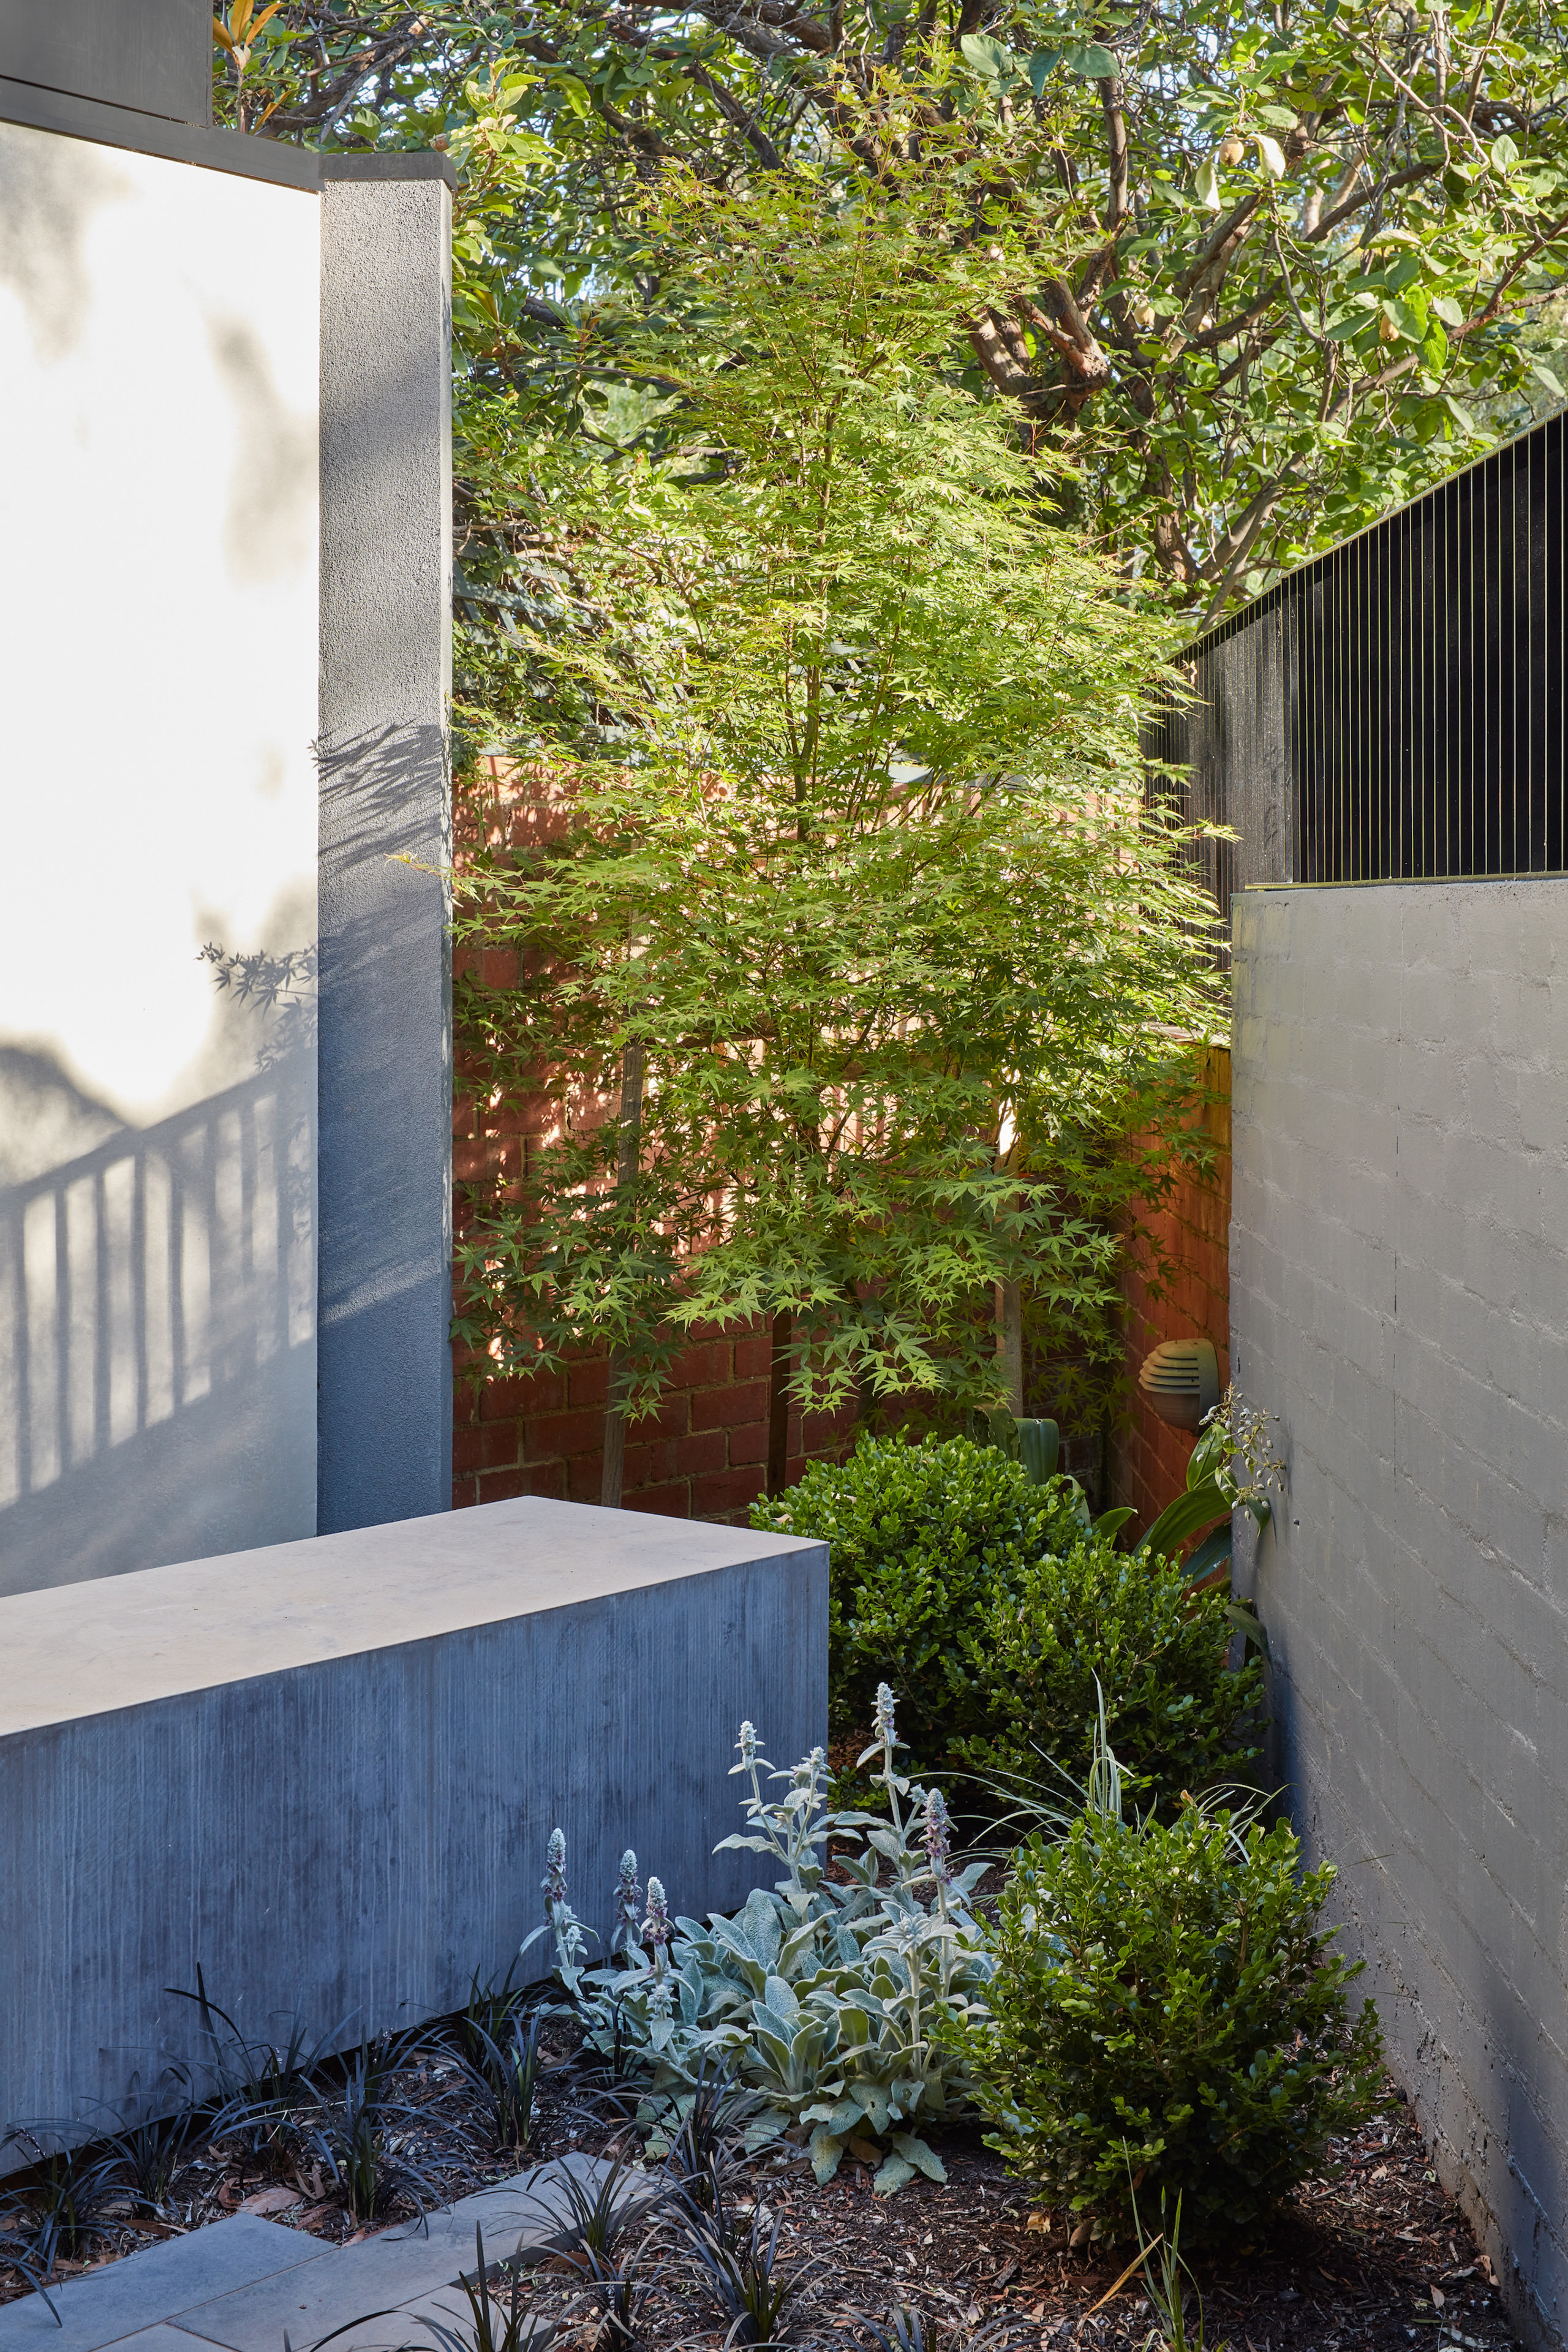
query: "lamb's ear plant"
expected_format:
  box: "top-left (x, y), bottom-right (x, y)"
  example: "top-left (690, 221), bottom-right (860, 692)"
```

top-left (520, 1830), bottom-right (595, 1996)
top-left (564, 1689), bottom-right (993, 2194)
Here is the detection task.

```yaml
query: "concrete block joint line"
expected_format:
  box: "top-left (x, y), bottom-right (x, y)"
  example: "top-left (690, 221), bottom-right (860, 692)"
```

top-left (1231, 877), bottom-right (1568, 2352)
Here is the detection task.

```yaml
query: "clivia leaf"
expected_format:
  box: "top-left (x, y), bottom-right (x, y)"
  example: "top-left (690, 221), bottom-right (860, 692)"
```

top-left (959, 31), bottom-right (1014, 78)
top-left (1066, 41), bottom-right (1116, 78)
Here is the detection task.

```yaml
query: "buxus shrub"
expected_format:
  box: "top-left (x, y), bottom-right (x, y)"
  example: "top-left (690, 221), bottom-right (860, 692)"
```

top-left (750, 1434), bottom-right (1084, 1762)
top-left (752, 1434), bottom-right (1261, 1811)
top-left (959, 1803), bottom-right (1387, 2239)
top-left (954, 1535), bottom-right (1264, 1810)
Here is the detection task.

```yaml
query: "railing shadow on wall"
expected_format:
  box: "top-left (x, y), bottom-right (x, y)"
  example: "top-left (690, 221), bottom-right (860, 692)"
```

top-left (0, 1048), bottom-right (315, 1596)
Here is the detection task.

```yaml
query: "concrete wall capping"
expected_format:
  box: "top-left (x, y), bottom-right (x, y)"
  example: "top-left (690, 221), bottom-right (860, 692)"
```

top-left (0, 77), bottom-right (320, 186)
top-left (320, 149), bottom-right (458, 190)
top-left (1231, 878), bottom-right (1568, 2352)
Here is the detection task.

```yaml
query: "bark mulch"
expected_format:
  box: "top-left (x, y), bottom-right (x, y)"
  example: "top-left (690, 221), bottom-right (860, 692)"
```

top-left (0, 2024), bottom-right (1519, 2351)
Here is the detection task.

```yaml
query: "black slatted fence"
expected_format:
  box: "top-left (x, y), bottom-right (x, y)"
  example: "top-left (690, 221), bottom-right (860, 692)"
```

top-left (1153, 410), bottom-right (1568, 892)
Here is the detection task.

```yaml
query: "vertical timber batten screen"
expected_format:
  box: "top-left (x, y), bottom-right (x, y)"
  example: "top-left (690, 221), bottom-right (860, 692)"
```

top-left (1152, 409), bottom-right (1568, 889)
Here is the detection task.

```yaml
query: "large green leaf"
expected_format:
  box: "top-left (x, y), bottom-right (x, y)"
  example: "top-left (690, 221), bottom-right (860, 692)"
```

top-left (960, 31), bottom-right (1014, 78)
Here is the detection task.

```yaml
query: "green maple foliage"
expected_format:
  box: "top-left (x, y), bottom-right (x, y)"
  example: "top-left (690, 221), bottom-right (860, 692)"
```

top-left (446, 175), bottom-right (1223, 1425)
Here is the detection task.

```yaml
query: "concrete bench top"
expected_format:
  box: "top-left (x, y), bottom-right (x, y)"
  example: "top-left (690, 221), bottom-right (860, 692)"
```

top-left (0, 1497), bottom-right (823, 1736)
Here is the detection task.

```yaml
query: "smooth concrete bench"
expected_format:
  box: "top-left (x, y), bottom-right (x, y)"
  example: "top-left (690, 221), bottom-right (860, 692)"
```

top-left (0, 1498), bottom-right (826, 2154)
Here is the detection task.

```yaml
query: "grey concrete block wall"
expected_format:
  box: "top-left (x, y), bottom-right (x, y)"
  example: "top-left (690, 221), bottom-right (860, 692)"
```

top-left (317, 164), bottom-right (454, 1534)
top-left (1231, 880), bottom-right (1568, 2351)
top-left (0, 1498), bottom-right (826, 2158)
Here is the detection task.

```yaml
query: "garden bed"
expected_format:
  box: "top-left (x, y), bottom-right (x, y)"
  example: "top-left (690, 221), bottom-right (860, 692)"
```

top-left (0, 2019), bottom-right (1518, 2350)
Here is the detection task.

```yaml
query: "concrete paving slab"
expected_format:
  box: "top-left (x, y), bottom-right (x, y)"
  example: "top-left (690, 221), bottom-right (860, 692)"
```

top-left (173, 2234), bottom-right (468, 2352)
top-left (0, 2220), bottom-right (330, 2352)
top-left (173, 2161), bottom-right (616, 2352)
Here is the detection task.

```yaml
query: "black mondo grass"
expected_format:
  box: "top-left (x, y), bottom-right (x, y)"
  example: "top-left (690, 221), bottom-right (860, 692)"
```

top-left (165, 1967), bottom-right (351, 2156)
top-left (414, 2225), bottom-right (563, 2352)
top-left (861, 2305), bottom-right (1037, 2352)
top-left (0, 2128), bottom-right (127, 2274)
top-left (535, 2147), bottom-right (674, 2272)
top-left (658, 2063), bottom-right (763, 2218)
top-left (449, 1961), bottom-right (540, 2068)
top-left (300, 2037), bottom-right (459, 2228)
top-left (685, 2209), bottom-right (806, 2348)
top-left (445, 2012), bottom-right (546, 2155)
top-left (94, 2074), bottom-right (200, 2215)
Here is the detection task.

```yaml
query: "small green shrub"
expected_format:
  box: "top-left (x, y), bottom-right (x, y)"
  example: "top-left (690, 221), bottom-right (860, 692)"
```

top-left (955, 1539), bottom-right (1264, 1811)
top-left (959, 1803), bottom-right (1386, 2239)
top-left (749, 1435), bottom-right (1085, 1756)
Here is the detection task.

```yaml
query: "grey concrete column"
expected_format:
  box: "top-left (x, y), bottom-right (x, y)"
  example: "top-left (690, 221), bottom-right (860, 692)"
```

top-left (318, 156), bottom-right (454, 1532)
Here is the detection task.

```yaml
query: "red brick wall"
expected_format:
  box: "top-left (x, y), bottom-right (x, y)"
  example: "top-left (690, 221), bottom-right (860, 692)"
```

top-left (1110, 1044), bottom-right (1232, 1539)
top-left (451, 1333), bottom-right (854, 1523)
top-left (450, 758), bottom-right (854, 1522)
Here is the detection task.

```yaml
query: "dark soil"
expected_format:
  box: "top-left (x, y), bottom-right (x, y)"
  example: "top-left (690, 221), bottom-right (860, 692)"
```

top-left (0, 2021), bottom-right (1519, 2351)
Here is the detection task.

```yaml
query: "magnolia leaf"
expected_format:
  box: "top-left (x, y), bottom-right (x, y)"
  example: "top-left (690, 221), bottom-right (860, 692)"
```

top-left (1066, 42), bottom-right (1116, 78)
top-left (959, 31), bottom-right (1014, 78)
top-left (1027, 46), bottom-right (1060, 93)
top-left (1255, 132), bottom-right (1286, 179)
top-left (555, 72), bottom-right (592, 118)
top-left (1432, 296), bottom-right (1464, 328)
top-left (1490, 132), bottom-right (1520, 172)
top-left (1534, 362), bottom-right (1566, 398)
top-left (1194, 156), bottom-right (1221, 211)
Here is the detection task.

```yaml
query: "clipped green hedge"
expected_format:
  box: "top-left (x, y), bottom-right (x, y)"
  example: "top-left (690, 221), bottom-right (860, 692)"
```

top-left (960, 1804), bottom-right (1387, 2239)
top-left (954, 1536), bottom-right (1264, 1807)
top-left (752, 1433), bottom-right (1261, 1811)
top-left (750, 1434), bottom-right (1085, 1761)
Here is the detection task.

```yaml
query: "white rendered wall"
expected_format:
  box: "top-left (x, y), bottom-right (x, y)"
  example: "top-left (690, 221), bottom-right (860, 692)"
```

top-left (0, 122), bottom-right (320, 1592)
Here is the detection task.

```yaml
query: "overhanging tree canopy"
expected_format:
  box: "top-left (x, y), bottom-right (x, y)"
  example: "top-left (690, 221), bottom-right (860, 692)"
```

top-left (221, 0), bottom-right (1568, 616)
